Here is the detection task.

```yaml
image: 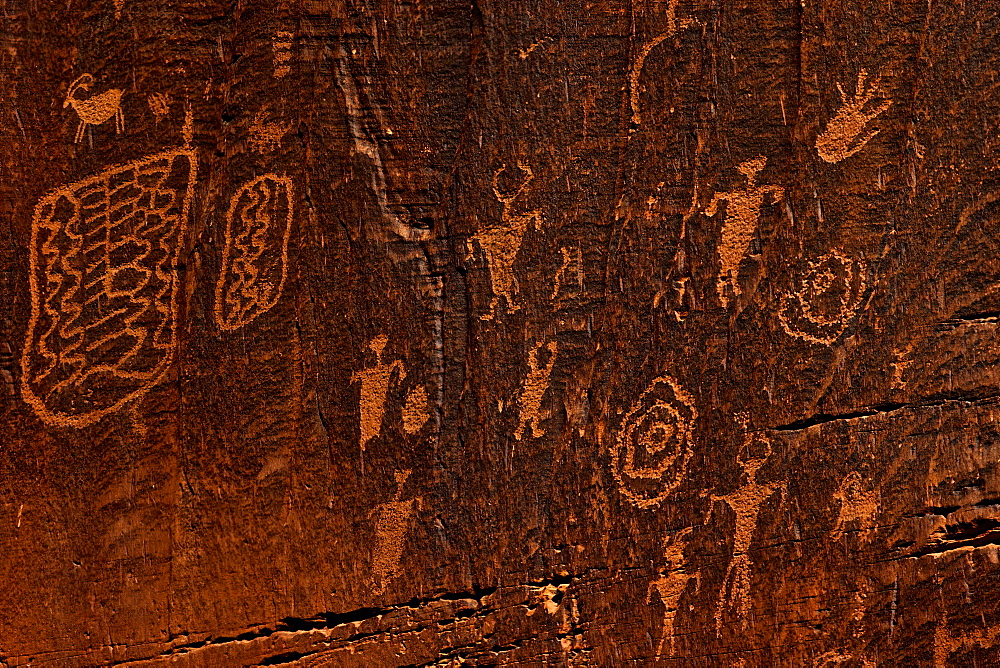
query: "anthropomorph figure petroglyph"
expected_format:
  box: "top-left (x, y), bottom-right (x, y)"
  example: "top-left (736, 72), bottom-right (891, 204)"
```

top-left (515, 341), bottom-right (558, 440)
top-left (647, 527), bottom-right (699, 660)
top-left (352, 334), bottom-right (406, 450)
top-left (370, 470), bottom-right (420, 595)
top-left (469, 163), bottom-right (543, 319)
top-left (816, 69), bottom-right (892, 164)
top-left (711, 427), bottom-right (785, 629)
top-left (705, 156), bottom-right (784, 308)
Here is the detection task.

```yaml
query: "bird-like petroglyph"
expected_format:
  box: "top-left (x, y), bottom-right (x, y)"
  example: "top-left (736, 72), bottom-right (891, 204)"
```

top-left (816, 69), bottom-right (892, 164)
top-left (214, 174), bottom-right (294, 331)
top-left (648, 528), bottom-right (699, 660)
top-left (22, 149), bottom-right (197, 427)
top-left (778, 251), bottom-right (869, 345)
top-left (65, 74), bottom-right (124, 144)
top-left (711, 429), bottom-right (785, 630)
top-left (611, 375), bottom-right (697, 509)
top-left (352, 335), bottom-right (406, 451)
top-left (705, 156), bottom-right (784, 308)
top-left (515, 340), bottom-right (558, 441)
top-left (468, 163), bottom-right (542, 319)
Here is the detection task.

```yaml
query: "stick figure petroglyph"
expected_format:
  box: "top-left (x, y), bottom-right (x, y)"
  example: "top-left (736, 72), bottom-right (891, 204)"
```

top-left (352, 335), bottom-right (406, 451)
top-left (65, 74), bottom-right (124, 144)
top-left (711, 427), bottom-right (785, 630)
top-left (468, 163), bottom-right (543, 319)
top-left (705, 156), bottom-right (784, 308)
top-left (515, 340), bottom-right (558, 440)
top-left (816, 70), bottom-right (892, 164)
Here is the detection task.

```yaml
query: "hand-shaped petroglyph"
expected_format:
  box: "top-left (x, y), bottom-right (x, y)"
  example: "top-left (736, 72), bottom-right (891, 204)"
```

top-left (816, 69), bottom-right (892, 163)
top-left (468, 163), bottom-right (542, 319)
top-left (515, 341), bottom-right (558, 441)
top-left (611, 375), bottom-right (697, 509)
top-left (214, 175), bottom-right (294, 331)
top-left (22, 149), bottom-right (197, 427)
top-left (705, 156), bottom-right (784, 308)
top-left (65, 74), bottom-right (124, 144)
top-left (352, 335), bottom-right (406, 451)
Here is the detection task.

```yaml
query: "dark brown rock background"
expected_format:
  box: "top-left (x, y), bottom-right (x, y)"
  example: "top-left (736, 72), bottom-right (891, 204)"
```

top-left (2, 0), bottom-right (1000, 665)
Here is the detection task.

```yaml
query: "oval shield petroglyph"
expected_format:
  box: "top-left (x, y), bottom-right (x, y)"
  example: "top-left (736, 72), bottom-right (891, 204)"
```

top-left (22, 149), bottom-right (198, 428)
top-left (214, 174), bottom-right (294, 331)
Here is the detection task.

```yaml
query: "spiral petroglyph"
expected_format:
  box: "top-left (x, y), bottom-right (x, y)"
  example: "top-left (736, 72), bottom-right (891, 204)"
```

top-left (215, 174), bottom-right (294, 331)
top-left (611, 375), bottom-right (697, 509)
top-left (22, 149), bottom-right (197, 427)
top-left (778, 251), bottom-right (870, 345)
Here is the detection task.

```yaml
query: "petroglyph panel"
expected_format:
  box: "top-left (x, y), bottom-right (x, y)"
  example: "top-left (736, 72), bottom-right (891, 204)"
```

top-left (22, 149), bottom-right (197, 428)
top-left (816, 70), bottom-right (892, 164)
top-left (214, 174), bottom-right (294, 331)
top-left (705, 156), bottom-right (784, 307)
top-left (778, 251), bottom-right (869, 345)
top-left (611, 375), bottom-right (696, 509)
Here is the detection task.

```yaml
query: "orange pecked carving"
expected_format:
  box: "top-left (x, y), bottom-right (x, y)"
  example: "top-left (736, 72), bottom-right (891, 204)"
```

top-left (22, 149), bottom-right (197, 427)
top-left (214, 174), bottom-right (294, 331)
top-left (65, 74), bottom-right (125, 144)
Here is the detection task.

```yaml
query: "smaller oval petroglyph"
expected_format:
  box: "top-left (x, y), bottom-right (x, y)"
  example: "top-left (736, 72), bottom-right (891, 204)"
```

top-left (778, 251), bottom-right (869, 345)
top-left (611, 375), bottom-right (697, 509)
top-left (214, 174), bottom-right (294, 331)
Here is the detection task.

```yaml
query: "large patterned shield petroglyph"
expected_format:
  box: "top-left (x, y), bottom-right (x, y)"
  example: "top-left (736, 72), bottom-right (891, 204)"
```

top-left (22, 149), bottom-right (197, 427)
top-left (214, 174), bottom-right (294, 331)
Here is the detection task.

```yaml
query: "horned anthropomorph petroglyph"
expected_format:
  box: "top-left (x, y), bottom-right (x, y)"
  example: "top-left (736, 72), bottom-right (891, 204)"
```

top-left (611, 375), bottom-right (697, 509)
top-left (22, 148), bottom-right (197, 427)
top-left (705, 156), bottom-right (784, 307)
top-left (468, 163), bottom-right (543, 319)
top-left (65, 74), bottom-right (124, 144)
top-left (515, 340), bottom-right (558, 441)
top-left (215, 174), bottom-right (294, 331)
top-left (352, 335), bottom-right (406, 450)
top-left (816, 69), bottom-right (892, 164)
top-left (711, 428), bottom-right (785, 629)
top-left (648, 527), bottom-right (699, 660)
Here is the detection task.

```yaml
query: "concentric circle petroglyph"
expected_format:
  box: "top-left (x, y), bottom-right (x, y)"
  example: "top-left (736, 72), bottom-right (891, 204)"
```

top-left (778, 251), bottom-right (869, 345)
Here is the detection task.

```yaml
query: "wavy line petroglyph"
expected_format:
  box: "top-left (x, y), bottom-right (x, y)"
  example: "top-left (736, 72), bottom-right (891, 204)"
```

top-left (468, 164), bottom-right (542, 319)
top-left (611, 375), bottom-right (697, 509)
top-left (705, 156), bottom-right (784, 308)
top-left (402, 385), bottom-right (430, 435)
top-left (831, 471), bottom-right (878, 541)
top-left (65, 74), bottom-right (124, 144)
top-left (647, 528), bottom-right (699, 660)
top-left (352, 335), bottom-right (406, 451)
top-left (816, 70), bottom-right (891, 163)
top-left (272, 31), bottom-right (293, 78)
top-left (711, 429), bottom-right (785, 630)
top-left (22, 148), bottom-right (197, 428)
top-left (778, 251), bottom-right (869, 345)
top-left (214, 174), bottom-right (294, 331)
top-left (370, 470), bottom-right (419, 595)
top-left (628, 0), bottom-right (697, 129)
top-left (515, 341), bottom-right (558, 441)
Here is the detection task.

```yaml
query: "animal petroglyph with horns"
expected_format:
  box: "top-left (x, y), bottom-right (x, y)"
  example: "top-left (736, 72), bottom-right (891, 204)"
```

top-left (65, 74), bottom-right (124, 143)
